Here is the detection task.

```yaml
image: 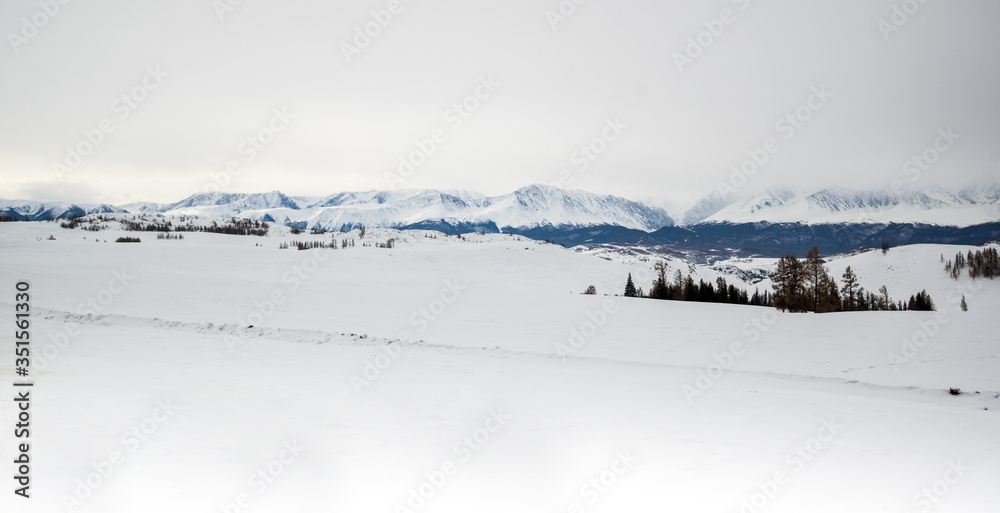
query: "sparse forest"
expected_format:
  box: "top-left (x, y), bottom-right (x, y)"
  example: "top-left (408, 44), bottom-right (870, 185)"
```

top-left (615, 246), bottom-right (936, 312)
top-left (281, 236), bottom-right (396, 250)
top-left (773, 247), bottom-right (934, 312)
top-left (620, 263), bottom-right (772, 307)
top-left (60, 217), bottom-right (105, 231)
top-left (58, 215), bottom-right (269, 236)
top-left (944, 247), bottom-right (999, 280)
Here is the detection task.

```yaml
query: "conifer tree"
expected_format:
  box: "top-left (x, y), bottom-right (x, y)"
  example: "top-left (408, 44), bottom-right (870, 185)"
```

top-left (879, 285), bottom-right (891, 311)
top-left (804, 246), bottom-right (827, 312)
top-left (650, 262), bottom-right (669, 299)
top-left (624, 273), bottom-right (638, 297)
top-left (772, 254), bottom-right (805, 312)
top-left (816, 273), bottom-right (841, 313)
top-left (841, 266), bottom-right (860, 311)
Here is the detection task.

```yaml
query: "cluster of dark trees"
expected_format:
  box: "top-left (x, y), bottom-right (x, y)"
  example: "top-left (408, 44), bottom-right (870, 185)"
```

top-left (945, 247), bottom-right (999, 280)
top-left (180, 218), bottom-right (269, 236)
top-left (155, 233), bottom-right (184, 240)
top-left (364, 239), bottom-right (395, 248)
top-left (56, 215), bottom-right (269, 237)
top-left (774, 246), bottom-right (935, 312)
top-left (623, 262), bottom-right (772, 307)
top-left (772, 247), bottom-right (842, 312)
top-left (60, 217), bottom-right (104, 231)
top-left (282, 236), bottom-right (398, 250)
top-left (905, 290), bottom-right (937, 312)
top-left (290, 227), bottom-right (332, 235)
top-left (1, 214), bottom-right (18, 222)
top-left (114, 237), bottom-right (141, 243)
top-left (619, 246), bottom-right (936, 313)
top-left (284, 240), bottom-right (336, 250)
top-left (118, 218), bottom-right (269, 236)
top-left (119, 220), bottom-right (173, 231)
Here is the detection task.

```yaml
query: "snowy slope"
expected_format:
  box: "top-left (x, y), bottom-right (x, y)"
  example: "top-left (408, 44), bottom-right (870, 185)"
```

top-left (164, 191), bottom-right (301, 217)
top-left (0, 222), bottom-right (998, 512)
top-left (117, 201), bottom-right (168, 214)
top-left (6, 183), bottom-right (1000, 232)
top-left (0, 199), bottom-right (127, 220)
top-left (688, 185), bottom-right (1000, 227)
top-left (166, 185), bottom-right (674, 232)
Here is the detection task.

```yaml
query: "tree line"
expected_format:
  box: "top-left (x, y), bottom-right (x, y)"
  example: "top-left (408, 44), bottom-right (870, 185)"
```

top-left (618, 246), bottom-right (936, 313)
top-left (119, 217), bottom-right (269, 236)
top-left (945, 247), bottom-right (999, 280)
top-left (60, 217), bottom-right (104, 231)
top-left (56, 215), bottom-right (270, 237)
top-left (622, 262), bottom-right (772, 307)
top-left (281, 237), bottom-right (396, 250)
top-left (773, 246), bottom-right (934, 312)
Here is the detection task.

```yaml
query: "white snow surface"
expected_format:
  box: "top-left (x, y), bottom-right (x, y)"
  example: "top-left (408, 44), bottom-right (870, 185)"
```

top-left (0, 222), bottom-right (998, 512)
top-left (698, 185), bottom-right (1000, 227)
top-left (154, 185), bottom-right (675, 232)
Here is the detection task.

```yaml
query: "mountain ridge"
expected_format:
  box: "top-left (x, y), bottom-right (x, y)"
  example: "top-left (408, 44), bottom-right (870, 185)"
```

top-left (0, 185), bottom-right (675, 233)
top-left (684, 184), bottom-right (1000, 227)
top-left (4, 184), bottom-right (1000, 231)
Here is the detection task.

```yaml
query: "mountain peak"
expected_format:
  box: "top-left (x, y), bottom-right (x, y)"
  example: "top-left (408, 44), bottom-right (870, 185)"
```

top-left (691, 184), bottom-right (1000, 227)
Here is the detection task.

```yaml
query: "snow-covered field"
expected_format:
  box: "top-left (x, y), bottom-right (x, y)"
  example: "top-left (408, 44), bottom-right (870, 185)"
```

top-left (0, 222), bottom-right (998, 512)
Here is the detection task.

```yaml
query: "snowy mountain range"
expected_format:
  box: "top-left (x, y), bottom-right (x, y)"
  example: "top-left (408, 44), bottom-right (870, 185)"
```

top-left (683, 184), bottom-right (1000, 227)
top-left (4, 184), bottom-right (1000, 254)
top-left (0, 199), bottom-right (126, 220)
top-left (1, 185), bottom-right (675, 232)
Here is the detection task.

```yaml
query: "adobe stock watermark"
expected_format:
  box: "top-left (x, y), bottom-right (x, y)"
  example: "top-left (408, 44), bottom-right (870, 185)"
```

top-left (7, 0), bottom-right (74, 53)
top-left (545, 0), bottom-right (590, 31)
top-left (878, 0), bottom-right (932, 42)
top-left (52, 65), bottom-right (169, 181)
top-left (384, 74), bottom-right (500, 189)
top-left (683, 308), bottom-right (778, 405)
top-left (673, 0), bottom-right (755, 73)
top-left (886, 280), bottom-right (981, 370)
top-left (911, 460), bottom-right (969, 513)
top-left (341, 0), bottom-right (408, 63)
top-left (213, 0), bottom-right (249, 22)
top-left (62, 398), bottom-right (175, 512)
top-left (562, 450), bottom-right (638, 513)
top-left (201, 107), bottom-right (295, 193)
top-left (715, 84), bottom-right (834, 199)
top-left (889, 127), bottom-right (961, 195)
top-left (350, 277), bottom-right (468, 393)
top-left (547, 117), bottom-right (627, 189)
top-left (738, 417), bottom-right (843, 513)
top-left (218, 440), bottom-right (306, 513)
top-left (555, 298), bottom-right (618, 357)
top-left (225, 250), bottom-right (331, 354)
top-left (35, 268), bottom-right (134, 370)
top-left (393, 408), bottom-right (510, 513)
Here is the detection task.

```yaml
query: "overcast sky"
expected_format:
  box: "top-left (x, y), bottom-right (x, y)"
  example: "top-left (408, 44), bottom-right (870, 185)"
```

top-left (1, 0), bottom-right (998, 208)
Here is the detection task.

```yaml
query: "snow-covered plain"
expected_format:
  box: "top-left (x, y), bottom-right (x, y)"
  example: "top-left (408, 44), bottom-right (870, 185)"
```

top-left (0, 222), bottom-right (998, 512)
